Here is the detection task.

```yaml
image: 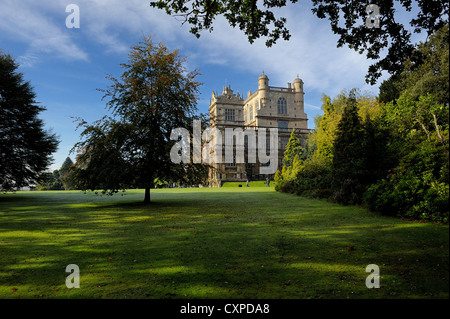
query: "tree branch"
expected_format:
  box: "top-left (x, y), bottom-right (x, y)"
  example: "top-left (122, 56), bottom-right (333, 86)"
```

top-left (415, 111), bottom-right (431, 141)
top-left (432, 113), bottom-right (449, 159)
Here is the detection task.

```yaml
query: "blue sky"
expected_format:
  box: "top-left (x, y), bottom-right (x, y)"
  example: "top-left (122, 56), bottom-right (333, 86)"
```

top-left (0, 0), bottom-right (426, 171)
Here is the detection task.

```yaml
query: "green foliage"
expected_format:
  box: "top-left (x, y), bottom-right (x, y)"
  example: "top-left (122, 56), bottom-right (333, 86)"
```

top-left (311, 90), bottom-right (383, 160)
top-left (274, 170), bottom-right (283, 192)
top-left (282, 129), bottom-right (302, 167)
top-left (383, 93), bottom-right (449, 147)
top-left (379, 73), bottom-right (401, 104)
top-left (311, 93), bottom-right (344, 159)
top-left (0, 51), bottom-right (59, 191)
top-left (274, 25), bottom-right (449, 223)
top-left (280, 91), bottom-right (388, 203)
top-left (60, 157), bottom-right (73, 173)
top-left (331, 94), bottom-right (365, 204)
top-left (399, 24), bottom-right (449, 105)
top-left (59, 157), bottom-right (76, 190)
top-left (364, 141), bottom-right (449, 223)
top-left (329, 93), bottom-right (393, 205)
top-left (379, 24), bottom-right (449, 104)
top-left (36, 170), bottom-right (63, 190)
top-left (71, 37), bottom-right (205, 202)
top-left (176, 163), bottom-right (210, 187)
top-left (275, 129), bottom-right (305, 193)
top-left (36, 157), bottom-right (77, 190)
top-left (363, 91), bottom-right (449, 223)
top-left (275, 90), bottom-right (448, 222)
top-left (292, 155), bottom-right (332, 198)
top-left (310, 2), bottom-right (448, 84)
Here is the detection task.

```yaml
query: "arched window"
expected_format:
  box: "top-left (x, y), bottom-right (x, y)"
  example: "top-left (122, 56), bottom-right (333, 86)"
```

top-left (277, 97), bottom-right (287, 114)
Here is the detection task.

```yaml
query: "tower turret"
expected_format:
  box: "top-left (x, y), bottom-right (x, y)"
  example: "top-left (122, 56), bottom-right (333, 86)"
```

top-left (293, 74), bottom-right (305, 114)
top-left (258, 71), bottom-right (269, 109)
top-left (258, 71), bottom-right (269, 90)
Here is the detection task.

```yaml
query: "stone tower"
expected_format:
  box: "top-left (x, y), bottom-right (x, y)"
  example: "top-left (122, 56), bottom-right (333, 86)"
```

top-left (293, 74), bottom-right (306, 117)
top-left (258, 71), bottom-right (269, 110)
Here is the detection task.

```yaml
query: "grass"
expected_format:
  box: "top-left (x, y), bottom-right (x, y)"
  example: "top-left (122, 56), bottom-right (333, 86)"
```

top-left (0, 187), bottom-right (448, 299)
top-left (221, 180), bottom-right (273, 187)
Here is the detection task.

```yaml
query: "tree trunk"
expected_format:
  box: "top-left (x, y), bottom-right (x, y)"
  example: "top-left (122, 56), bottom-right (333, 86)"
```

top-left (144, 187), bottom-right (151, 203)
top-left (432, 113), bottom-right (449, 159)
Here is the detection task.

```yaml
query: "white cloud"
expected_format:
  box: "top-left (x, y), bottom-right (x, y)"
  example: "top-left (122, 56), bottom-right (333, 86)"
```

top-left (16, 53), bottom-right (40, 68)
top-left (0, 0), bottom-right (378, 93)
top-left (0, 0), bottom-right (386, 99)
top-left (178, 4), bottom-right (382, 98)
top-left (0, 0), bottom-right (89, 65)
top-left (75, 0), bottom-right (192, 54)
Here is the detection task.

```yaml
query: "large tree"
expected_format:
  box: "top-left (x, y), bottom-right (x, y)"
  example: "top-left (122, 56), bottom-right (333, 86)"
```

top-left (0, 51), bottom-right (59, 191)
top-left (282, 129), bottom-right (302, 167)
top-left (72, 37), bottom-right (202, 203)
top-left (60, 156), bottom-right (76, 190)
top-left (379, 24), bottom-right (449, 104)
top-left (329, 90), bottom-right (391, 205)
top-left (150, 0), bottom-right (449, 84)
top-left (331, 92), bottom-right (364, 204)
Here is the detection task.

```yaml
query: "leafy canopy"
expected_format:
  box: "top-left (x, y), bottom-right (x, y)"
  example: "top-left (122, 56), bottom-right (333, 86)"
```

top-left (150, 0), bottom-right (449, 84)
top-left (282, 129), bottom-right (303, 167)
top-left (72, 37), bottom-right (203, 202)
top-left (379, 24), bottom-right (449, 104)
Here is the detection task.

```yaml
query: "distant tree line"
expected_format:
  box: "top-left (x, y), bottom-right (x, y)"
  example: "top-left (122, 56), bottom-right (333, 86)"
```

top-left (36, 157), bottom-right (77, 190)
top-left (275, 25), bottom-right (449, 223)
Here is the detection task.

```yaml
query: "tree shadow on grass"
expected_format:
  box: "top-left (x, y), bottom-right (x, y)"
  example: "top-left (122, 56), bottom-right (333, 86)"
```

top-left (0, 190), bottom-right (448, 299)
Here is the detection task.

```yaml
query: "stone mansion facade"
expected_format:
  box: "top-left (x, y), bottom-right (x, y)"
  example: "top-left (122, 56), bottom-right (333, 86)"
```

top-left (208, 72), bottom-right (310, 186)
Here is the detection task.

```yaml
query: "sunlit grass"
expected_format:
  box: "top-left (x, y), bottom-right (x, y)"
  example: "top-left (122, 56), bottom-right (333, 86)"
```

top-left (0, 188), bottom-right (448, 299)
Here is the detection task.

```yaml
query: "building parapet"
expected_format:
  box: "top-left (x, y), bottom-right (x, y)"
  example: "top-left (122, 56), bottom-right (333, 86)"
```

top-left (269, 86), bottom-right (294, 93)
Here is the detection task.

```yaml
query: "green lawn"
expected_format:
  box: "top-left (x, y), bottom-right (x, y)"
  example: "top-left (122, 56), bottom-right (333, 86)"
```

top-left (221, 181), bottom-right (273, 187)
top-left (0, 187), bottom-right (448, 299)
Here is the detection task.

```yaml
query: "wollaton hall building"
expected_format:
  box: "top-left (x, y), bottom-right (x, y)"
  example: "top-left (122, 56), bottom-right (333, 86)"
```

top-left (208, 72), bottom-right (310, 186)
